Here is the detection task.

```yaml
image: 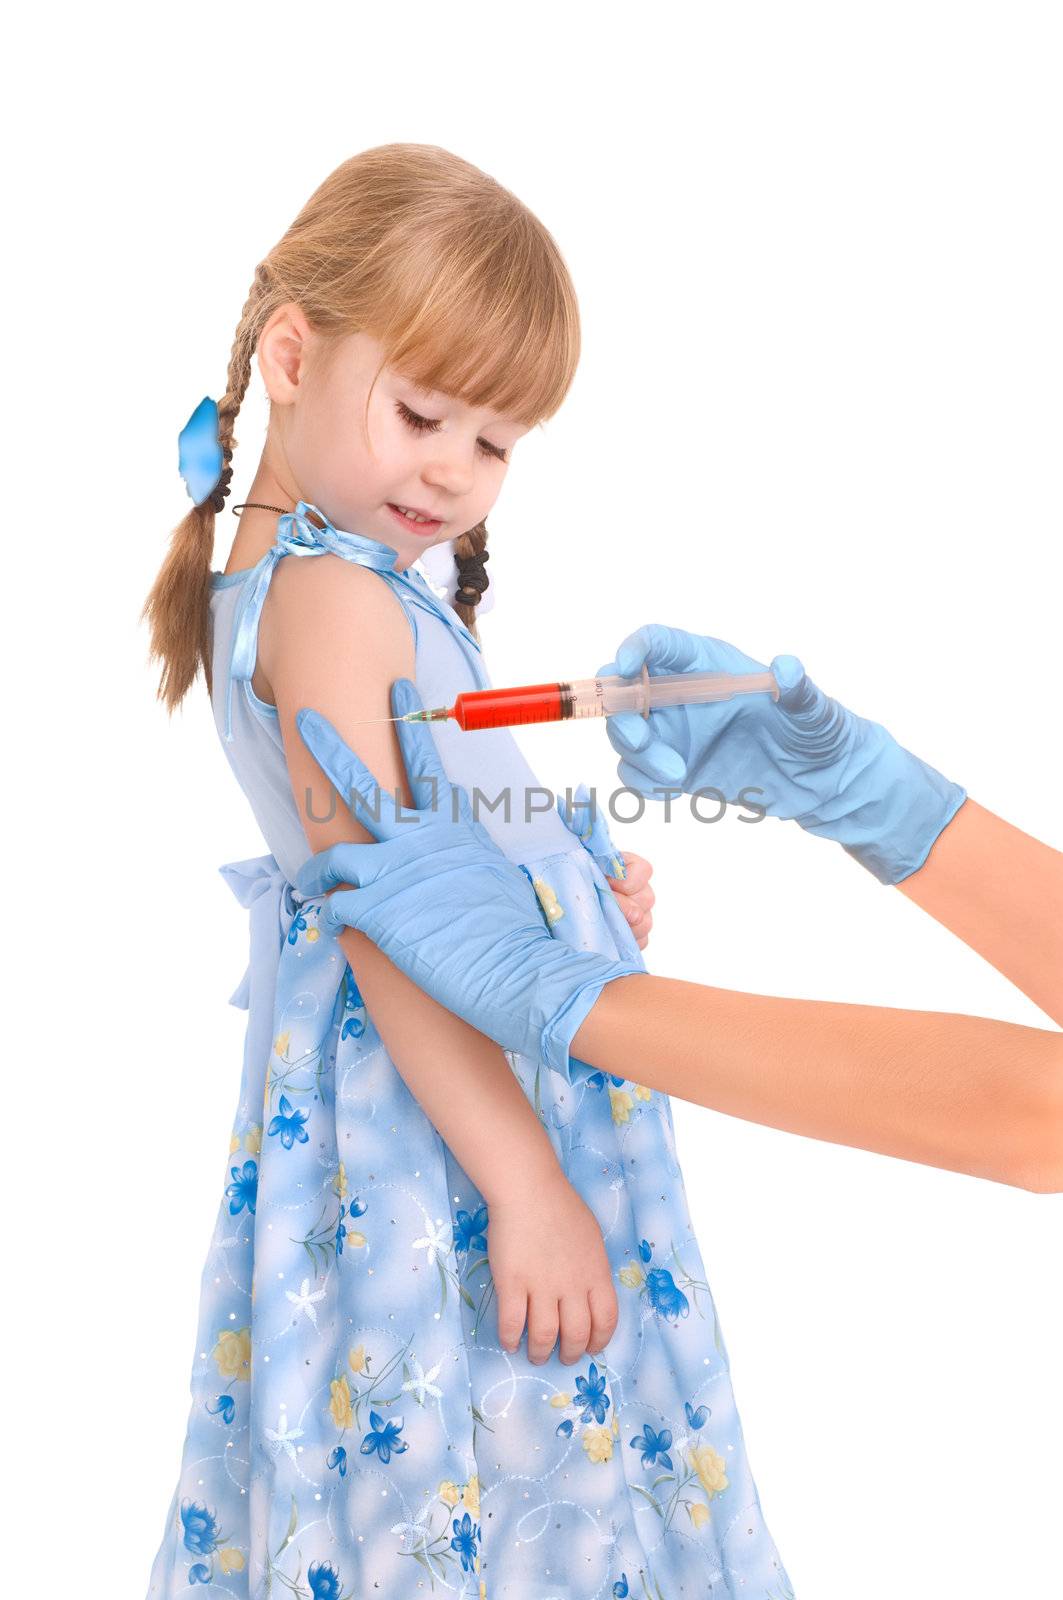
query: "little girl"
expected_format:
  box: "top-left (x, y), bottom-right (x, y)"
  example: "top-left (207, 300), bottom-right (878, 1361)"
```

top-left (143, 144), bottom-right (796, 1600)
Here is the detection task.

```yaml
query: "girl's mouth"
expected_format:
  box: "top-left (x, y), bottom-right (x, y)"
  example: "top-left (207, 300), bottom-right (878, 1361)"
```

top-left (386, 503), bottom-right (443, 538)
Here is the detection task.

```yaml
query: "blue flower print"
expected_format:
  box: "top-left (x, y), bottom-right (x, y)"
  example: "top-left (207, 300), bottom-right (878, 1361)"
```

top-left (225, 1158), bottom-right (258, 1215)
top-left (575, 1360), bottom-right (611, 1425)
top-left (453, 1202), bottom-right (488, 1257)
top-left (340, 970), bottom-right (367, 1040)
top-left (638, 1238), bottom-right (653, 1263)
top-left (188, 1565), bottom-right (211, 1585)
top-left (645, 1266), bottom-right (690, 1323)
top-left (613, 1575), bottom-right (630, 1598)
top-left (555, 1417), bottom-right (574, 1438)
top-left (336, 1193), bottom-right (368, 1258)
top-left (327, 1444), bottom-right (348, 1478)
top-left (359, 1408), bottom-right (409, 1464)
top-left (450, 1510), bottom-right (480, 1573)
top-left (585, 1069), bottom-right (628, 1092)
top-left (286, 909), bottom-right (310, 945)
top-left (685, 1400), bottom-right (710, 1430)
top-left (268, 1093), bottom-right (310, 1150)
top-left (308, 1559), bottom-right (343, 1599)
top-left (630, 1423), bottom-right (674, 1471)
top-left (206, 1394), bottom-right (236, 1424)
top-left (180, 1497), bottom-right (223, 1555)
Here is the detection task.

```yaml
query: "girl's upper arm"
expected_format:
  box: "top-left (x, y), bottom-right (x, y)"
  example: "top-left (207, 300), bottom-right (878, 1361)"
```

top-left (257, 553), bottom-right (418, 853)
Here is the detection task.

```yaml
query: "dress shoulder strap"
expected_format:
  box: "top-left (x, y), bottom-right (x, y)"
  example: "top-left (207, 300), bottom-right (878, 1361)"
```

top-left (218, 500), bottom-right (483, 744)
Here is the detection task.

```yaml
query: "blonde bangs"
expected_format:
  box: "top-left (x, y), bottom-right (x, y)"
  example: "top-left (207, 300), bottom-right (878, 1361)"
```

top-left (363, 211), bottom-right (580, 427)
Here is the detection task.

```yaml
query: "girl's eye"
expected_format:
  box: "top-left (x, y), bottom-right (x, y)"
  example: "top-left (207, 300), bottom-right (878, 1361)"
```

top-left (395, 400), bottom-right (509, 464)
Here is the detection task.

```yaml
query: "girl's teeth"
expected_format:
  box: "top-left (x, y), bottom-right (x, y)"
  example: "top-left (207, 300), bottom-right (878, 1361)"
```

top-left (396, 505), bottom-right (431, 523)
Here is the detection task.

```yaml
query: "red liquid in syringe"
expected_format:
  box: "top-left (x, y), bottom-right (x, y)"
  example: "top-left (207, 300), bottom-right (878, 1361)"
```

top-left (439, 682), bottom-right (576, 730)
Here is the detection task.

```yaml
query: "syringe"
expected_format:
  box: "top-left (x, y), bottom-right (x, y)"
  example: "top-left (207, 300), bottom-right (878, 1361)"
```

top-left (368, 664), bottom-right (779, 732)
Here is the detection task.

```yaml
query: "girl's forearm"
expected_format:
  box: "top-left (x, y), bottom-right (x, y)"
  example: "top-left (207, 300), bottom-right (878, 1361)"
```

top-left (335, 925), bottom-right (563, 1205)
top-left (896, 798), bottom-right (1063, 1027)
top-left (572, 975), bottom-right (1063, 1191)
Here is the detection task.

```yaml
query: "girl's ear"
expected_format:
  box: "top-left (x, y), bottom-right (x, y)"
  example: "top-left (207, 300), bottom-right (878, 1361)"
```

top-left (258, 301), bottom-right (314, 403)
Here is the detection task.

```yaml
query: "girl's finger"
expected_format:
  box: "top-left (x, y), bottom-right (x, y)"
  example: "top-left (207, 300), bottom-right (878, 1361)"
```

top-left (607, 852), bottom-right (653, 895)
top-left (557, 1294), bottom-right (593, 1367)
top-left (586, 1283), bottom-right (619, 1356)
top-left (526, 1296), bottom-right (560, 1366)
top-left (495, 1286), bottom-right (528, 1355)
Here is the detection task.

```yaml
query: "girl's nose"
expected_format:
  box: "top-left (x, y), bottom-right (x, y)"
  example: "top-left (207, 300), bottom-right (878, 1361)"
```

top-left (422, 448), bottom-right (475, 499)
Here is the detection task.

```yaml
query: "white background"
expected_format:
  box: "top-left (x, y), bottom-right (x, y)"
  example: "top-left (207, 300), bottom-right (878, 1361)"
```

top-left (9, 3), bottom-right (1061, 1595)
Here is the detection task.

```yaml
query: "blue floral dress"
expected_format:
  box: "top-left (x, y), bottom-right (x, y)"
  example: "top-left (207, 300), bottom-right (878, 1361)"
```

top-left (146, 503), bottom-right (795, 1600)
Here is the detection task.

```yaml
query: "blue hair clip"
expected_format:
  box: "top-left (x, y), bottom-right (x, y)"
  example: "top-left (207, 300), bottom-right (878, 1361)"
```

top-left (178, 395), bottom-right (232, 511)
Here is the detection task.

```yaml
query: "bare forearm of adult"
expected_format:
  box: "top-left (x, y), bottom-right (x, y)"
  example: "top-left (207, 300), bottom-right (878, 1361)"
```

top-left (571, 975), bottom-right (1063, 1192)
top-left (895, 798), bottom-right (1063, 1028)
top-left (334, 921), bottom-right (563, 1206)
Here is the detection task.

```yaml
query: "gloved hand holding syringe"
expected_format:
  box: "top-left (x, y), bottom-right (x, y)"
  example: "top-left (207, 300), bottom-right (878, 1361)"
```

top-left (354, 664), bottom-right (780, 732)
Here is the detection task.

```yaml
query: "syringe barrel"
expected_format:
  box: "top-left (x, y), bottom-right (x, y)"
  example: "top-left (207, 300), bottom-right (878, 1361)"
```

top-left (452, 682), bottom-right (567, 730)
top-left (568, 669), bottom-right (780, 717)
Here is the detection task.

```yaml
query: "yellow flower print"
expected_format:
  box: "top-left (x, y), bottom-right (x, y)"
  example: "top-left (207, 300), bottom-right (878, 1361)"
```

top-left (334, 1162), bottom-right (348, 1199)
top-left (608, 1086), bottom-right (634, 1124)
top-left (348, 1344), bottom-right (367, 1374)
top-left (346, 1231), bottom-right (367, 1250)
top-left (619, 1262), bottom-right (645, 1290)
top-left (274, 1030), bottom-right (291, 1058)
top-left (549, 1392), bottom-right (571, 1408)
top-left (480, 1581), bottom-right (487, 1600)
top-left (582, 1424), bottom-right (614, 1463)
top-left (633, 1083), bottom-right (651, 1102)
top-left (307, 926), bottom-right (320, 942)
top-left (462, 1474), bottom-right (480, 1515)
top-left (229, 1131), bottom-right (240, 1154)
top-left (686, 1501), bottom-right (711, 1529)
top-left (531, 877), bottom-right (564, 924)
top-left (330, 1375), bottom-right (353, 1430)
top-left (611, 1412), bottom-right (619, 1437)
top-left (244, 1123), bottom-right (262, 1155)
top-left (213, 1327), bottom-right (252, 1383)
top-left (219, 1547), bottom-right (246, 1573)
top-left (689, 1442), bottom-right (729, 1499)
top-left (438, 1480), bottom-right (460, 1507)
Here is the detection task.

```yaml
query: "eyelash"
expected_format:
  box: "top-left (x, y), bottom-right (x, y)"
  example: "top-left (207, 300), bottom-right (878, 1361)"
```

top-left (395, 400), bottom-right (509, 463)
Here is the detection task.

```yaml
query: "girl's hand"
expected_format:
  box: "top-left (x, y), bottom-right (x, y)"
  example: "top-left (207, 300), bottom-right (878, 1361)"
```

top-left (605, 851), bottom-right (655, 950)
top-left (488, 1168), bottom-right (619, 1366)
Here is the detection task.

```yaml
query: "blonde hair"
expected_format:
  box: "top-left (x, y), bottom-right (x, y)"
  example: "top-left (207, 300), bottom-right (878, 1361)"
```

top-left (143, 143), bottom-right (581, 714)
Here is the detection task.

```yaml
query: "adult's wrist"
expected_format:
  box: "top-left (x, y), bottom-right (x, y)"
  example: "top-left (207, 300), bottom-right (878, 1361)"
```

top-left (834, 742), bottom-right (968, 885)
top-left (539, 961), bottom-right (648, 1081)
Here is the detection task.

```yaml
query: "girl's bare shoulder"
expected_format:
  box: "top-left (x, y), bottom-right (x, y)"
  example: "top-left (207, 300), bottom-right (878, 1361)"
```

top-left (256, 551), bottom-right (415, 701)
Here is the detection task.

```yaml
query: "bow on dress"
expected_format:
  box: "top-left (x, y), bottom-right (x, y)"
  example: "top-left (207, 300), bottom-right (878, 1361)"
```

top-left (216, 853), bottom-right (305, 1086)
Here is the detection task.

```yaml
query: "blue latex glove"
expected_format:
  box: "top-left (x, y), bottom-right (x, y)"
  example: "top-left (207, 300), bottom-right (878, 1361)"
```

top-left (599, 624), bottom-right (967, 885)
top-left (293, 680), bottom-right (645, 1079)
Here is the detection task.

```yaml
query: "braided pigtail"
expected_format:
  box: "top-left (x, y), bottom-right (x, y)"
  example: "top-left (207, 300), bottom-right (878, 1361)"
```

top-left (142, 263), bottom-right (276, 712)
top-left (452, 518), bottom-right (491, 640)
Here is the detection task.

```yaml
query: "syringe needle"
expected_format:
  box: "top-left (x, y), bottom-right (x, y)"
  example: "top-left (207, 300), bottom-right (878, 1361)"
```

top-left (343, 708), bottom-right (451, 726)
